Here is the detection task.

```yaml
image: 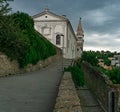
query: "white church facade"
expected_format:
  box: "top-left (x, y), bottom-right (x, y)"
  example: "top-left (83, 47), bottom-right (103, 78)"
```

top-left (33, 8), bottom-right (84, 59)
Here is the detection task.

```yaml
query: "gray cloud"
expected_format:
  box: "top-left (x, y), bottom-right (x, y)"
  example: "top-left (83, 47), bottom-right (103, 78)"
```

top-left (9, 0), bottom-right (120, 52)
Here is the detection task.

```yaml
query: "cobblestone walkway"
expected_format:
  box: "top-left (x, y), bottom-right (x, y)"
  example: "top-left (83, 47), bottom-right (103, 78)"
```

top-left (77, 87), bottom-right (105, 112)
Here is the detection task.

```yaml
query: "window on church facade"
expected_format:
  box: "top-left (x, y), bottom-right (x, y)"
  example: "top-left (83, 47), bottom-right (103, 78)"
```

top-left (56, 35), bottom-right (61, 45)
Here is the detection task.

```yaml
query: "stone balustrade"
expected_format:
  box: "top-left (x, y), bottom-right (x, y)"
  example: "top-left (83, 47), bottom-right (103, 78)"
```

top-left (82, 61), bottom-right (120, 112)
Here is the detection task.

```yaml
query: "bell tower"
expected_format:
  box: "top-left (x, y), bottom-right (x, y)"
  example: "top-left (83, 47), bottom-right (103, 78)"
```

top-left (76, 18), bottom-right (84, 51)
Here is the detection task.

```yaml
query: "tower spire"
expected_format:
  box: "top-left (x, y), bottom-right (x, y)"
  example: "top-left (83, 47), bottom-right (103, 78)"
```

top-left (79, 17), bottom-right (81, 23)
top-left (76, 17), bottom-right (84, 36)
top-left (76, 17), bottom-right (84, 51)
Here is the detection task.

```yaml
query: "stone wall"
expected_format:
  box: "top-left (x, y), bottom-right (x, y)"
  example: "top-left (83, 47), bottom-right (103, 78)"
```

top-left (54, 72), bottom-right (82, 112)
top-left (82, 62), bottom-right (120, 112)
top-left (0, 51), bottom-right (61, 77)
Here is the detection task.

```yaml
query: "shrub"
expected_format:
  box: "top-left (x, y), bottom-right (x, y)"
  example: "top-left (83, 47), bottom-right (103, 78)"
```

top-left (0, 12), bottom-right (56, 67)
top-left (82, 51), bottom-right (98, 66)
top-left (65, 65), bottom-right (85, 87)
top-left (105, 67), bottom-right (120, 84)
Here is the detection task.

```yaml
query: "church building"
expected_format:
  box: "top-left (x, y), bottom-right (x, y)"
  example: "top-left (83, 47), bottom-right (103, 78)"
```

top-left (33, 8), bottom-right (84, 59)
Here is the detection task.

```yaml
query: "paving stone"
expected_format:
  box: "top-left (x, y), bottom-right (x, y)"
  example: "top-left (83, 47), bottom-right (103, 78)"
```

top-left (0, 61), bottom-right (62, 112)
top-left (77, 87), bottom-right (104, 112)
top-left (54, 72), bottom-right (82, 112)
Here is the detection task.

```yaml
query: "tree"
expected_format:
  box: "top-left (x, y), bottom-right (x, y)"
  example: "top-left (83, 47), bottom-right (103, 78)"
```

top-left (0, 1), bottom-right (56, 68)
top-left (82, 51), bottom-right (99, 66)
top-left (0, 0), bottom-right (13, 26)
top-left (0, 0), bottom-right (13, 35)
top-left (106, 67), bottom-right (120, 84)
top-left (104, 58), bottom-right (111, 66)
top-left (0, 0), bottom-right (13, 15)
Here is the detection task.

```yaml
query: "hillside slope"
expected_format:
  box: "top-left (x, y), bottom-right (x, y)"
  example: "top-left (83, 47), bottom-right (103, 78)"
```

top-left (0, 12), bottom-right (56, 68)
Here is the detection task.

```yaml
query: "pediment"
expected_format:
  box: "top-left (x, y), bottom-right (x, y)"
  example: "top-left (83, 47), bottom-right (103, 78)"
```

top-left (33, 11), bottom-right (67, 21)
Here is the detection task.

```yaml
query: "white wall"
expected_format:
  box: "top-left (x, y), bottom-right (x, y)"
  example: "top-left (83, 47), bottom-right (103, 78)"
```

top-left (64, 23), bottom-right (77, 59)
top-left (33, 13), bottom-right (80, 59)
top-left (34, 21), bottom-right (67, 49)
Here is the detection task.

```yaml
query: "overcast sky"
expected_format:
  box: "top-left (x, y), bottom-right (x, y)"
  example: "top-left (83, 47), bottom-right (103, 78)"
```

top-left (10, 0), bottom-right (120, 52)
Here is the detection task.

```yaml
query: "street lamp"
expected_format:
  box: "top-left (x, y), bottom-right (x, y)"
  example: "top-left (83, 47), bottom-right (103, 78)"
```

top-left (59, 34), bottom-right (64, 72)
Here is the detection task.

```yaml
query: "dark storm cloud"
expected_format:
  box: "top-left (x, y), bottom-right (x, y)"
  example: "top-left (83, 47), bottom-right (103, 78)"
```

top-left (10, 0), bottom-right (120, 52)
top-left (83, 3), bottom-right (120, 33)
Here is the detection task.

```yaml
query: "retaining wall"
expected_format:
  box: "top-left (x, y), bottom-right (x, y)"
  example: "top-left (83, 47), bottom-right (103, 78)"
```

top-left (54, 72), bottom-right (82, 112)
top-left (0, 51), bottom-right (61, 77)
top-left (82, 62), bottom-right (120, 112)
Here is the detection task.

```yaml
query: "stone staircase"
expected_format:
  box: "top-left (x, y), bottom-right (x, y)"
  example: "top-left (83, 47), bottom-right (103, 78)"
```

top-left (56, 58), bottom-right (73, 72)
top-left (62, 58), bottom-right (73, 68)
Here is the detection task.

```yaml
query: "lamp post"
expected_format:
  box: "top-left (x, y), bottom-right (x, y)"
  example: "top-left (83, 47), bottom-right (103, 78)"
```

top-left (60, 34), bottom-right (64, 72)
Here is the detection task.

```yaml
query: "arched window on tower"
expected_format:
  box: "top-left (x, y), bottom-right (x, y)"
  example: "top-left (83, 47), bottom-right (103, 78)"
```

top-left (56, 34), bottom-right (61, 45)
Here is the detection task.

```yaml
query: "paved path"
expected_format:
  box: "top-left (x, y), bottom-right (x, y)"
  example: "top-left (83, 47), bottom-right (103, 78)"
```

top-left (77, 87), bottom-right (105, 112)
top-left (0, 61), bottom-right (62, 112)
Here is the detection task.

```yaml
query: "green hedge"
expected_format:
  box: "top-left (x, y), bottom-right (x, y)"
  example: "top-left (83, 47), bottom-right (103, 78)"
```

top-left (101, 67), bottom-right (120, 84)
top-left (65, 65), bottom-right (85, 87)
top-left (0, 12), bottom-right (56, 67)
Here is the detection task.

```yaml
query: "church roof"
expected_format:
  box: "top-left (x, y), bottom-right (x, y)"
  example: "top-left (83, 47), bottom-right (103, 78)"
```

top-left (76, 18), bottom-right (84, 36)
top-left (32, 8), bottom-right (68, 21)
